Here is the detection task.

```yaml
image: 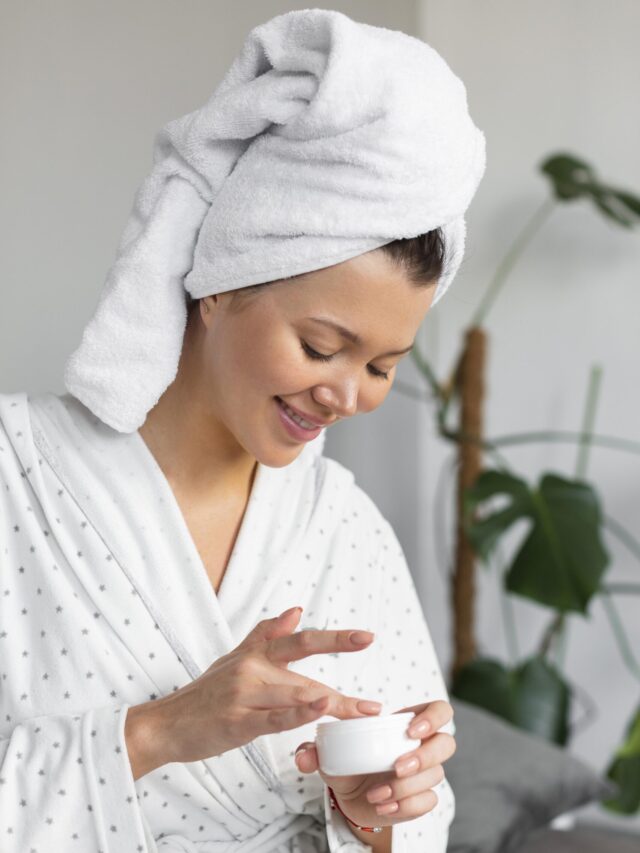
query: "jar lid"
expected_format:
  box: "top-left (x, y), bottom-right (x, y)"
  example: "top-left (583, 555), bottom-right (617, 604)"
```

top-left (316, 711), bottom-right (414, 737)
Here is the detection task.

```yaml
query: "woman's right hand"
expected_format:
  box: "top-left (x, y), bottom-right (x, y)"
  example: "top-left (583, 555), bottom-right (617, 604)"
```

top-left (144, 605), bottom-right (382, 767)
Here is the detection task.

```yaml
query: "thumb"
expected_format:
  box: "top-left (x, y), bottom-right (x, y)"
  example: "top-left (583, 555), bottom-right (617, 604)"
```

top-left (295, 742), bottom-right (318, 773)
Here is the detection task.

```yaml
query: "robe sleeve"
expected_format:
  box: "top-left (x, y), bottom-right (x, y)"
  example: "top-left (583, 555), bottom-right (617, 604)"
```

top-left (0, 701), bottom-right (198, 852)
top-left (322, 511), bottom-right (456, 853)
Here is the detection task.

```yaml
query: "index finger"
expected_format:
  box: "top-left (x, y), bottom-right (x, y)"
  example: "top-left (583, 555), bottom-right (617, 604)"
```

top-left (265, 628), bottom-right (375, 665)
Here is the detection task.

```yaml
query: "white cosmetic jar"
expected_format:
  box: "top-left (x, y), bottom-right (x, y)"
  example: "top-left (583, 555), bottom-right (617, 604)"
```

top-left (315, 712), bottom-right (417, 776)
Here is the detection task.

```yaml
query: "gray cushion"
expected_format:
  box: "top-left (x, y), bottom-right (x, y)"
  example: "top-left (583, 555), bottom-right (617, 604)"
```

top-left (518, 824), bottom-right (640, 853)
top-left (445, 698), bottom-right (619, 853)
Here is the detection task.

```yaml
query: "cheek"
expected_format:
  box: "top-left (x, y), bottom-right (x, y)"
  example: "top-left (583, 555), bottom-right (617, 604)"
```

top-left (208, 334), bottom-right (264, 400)
top-left (242, 335), bottom-right (305, 394)
top-left (359, 382), bottom-right (391, 412)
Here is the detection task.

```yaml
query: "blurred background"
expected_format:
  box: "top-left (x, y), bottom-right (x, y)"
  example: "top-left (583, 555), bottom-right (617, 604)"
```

top-left (2, 0), bottom-right (639, 843)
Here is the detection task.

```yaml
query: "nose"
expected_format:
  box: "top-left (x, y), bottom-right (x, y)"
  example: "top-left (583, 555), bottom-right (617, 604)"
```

top-left (312, 378), bottom-right (359, 420)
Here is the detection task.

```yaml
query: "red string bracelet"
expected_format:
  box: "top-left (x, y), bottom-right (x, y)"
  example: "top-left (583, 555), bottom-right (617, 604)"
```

top-left (327, 785), bottom-right (383, 833)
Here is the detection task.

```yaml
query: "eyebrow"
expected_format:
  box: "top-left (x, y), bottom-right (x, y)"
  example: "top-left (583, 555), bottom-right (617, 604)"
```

top-left (308, 316), bottom-right (415, 356)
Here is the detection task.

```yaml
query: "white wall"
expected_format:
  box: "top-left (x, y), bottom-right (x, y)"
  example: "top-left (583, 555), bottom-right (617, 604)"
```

top-left (417, 0), bottom-right (640, 834)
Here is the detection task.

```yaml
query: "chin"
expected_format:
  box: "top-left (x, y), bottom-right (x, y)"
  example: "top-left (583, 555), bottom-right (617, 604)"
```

top-left (255, 443), bottom-right (305, 469)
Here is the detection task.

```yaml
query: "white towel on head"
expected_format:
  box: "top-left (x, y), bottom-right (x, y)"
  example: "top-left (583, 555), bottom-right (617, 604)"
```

top-left (64, 8), bottom-right (486, 434)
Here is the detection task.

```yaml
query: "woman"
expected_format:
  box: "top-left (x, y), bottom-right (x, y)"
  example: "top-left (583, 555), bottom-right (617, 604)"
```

top-left (0, 8), bottom-right (485, 852)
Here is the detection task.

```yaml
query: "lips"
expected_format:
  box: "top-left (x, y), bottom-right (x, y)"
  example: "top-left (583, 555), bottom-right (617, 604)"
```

top-left (275, 397), bottom-right (334, 428)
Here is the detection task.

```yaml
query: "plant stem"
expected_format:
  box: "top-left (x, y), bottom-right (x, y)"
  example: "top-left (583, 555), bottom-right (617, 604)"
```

top-left (575, 365), bottom-right (603, 479)
top-left (539, 612), bottom-right (564, 659)
top-left (391, 378), bottom-right (434, 403)
top-left (554, 620), bottom-right (569, 671)
top-left (433, 451), bottom-right (459, 585)
top-left (500, 576), bottom-right (520, 666)
top-left (410, 340), bottom-right (445, 402)
top-left (451, 328), bottom-right (487, 678)
top-left (470, 196), bottom-right (557, 328)
top-left (539, 365), bottom-right (603, 668)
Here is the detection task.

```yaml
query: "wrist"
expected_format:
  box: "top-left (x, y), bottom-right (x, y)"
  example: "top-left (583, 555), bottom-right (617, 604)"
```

top-left (328, 787), bottom-right (391, 852)
top-left (125, 700), bottom-right (172, 780)
top-left (327, 785), bottom-right (383, 834)
top-left (348, 822), bottom-right (392, 852)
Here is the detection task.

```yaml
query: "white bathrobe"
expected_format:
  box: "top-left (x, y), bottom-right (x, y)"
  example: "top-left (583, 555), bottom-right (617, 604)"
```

top-left (0, 390), bottom-right (455, 852)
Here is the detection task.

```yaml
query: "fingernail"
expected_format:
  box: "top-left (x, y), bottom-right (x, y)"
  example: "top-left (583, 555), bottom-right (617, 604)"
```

top-left (295, 744), bottom-right (309, 756)
top-left (350, 631), bottom-right (374, 645)
top-left (396, 757), bottom-right (419, 776)
top-left (280, 606), bottom-right (302, 619)
top-left (358, 700), bottom-right (382, 713)
top-left (408, 721), bottom-right (430, 737)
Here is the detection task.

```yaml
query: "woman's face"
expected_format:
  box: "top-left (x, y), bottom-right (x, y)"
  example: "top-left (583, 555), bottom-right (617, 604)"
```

top-left (187, 248), bottom-right (437, 468)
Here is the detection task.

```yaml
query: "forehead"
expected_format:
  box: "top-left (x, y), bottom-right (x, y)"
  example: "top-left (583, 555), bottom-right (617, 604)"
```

top-left (268, 250), bottom-right (436, 329)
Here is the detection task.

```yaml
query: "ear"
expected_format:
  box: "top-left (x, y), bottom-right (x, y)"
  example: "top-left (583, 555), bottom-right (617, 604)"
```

top-left (199, 296), bottom-right (217, 319)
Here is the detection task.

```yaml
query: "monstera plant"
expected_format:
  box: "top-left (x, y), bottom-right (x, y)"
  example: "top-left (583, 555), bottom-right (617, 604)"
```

top-left (395, 153), bottom-right (640, 815)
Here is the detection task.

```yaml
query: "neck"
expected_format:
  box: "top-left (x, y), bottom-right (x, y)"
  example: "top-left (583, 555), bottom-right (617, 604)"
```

top-left (138, 323), bottom-right (257, 501)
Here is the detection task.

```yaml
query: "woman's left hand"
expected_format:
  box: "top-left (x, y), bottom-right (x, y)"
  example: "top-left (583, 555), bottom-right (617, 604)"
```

top-left (294, 699), bottom-right (456, 829)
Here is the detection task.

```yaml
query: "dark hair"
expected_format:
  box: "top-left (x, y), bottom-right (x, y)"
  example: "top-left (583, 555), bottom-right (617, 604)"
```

top-left (186, 226), bottom-right (446, 316)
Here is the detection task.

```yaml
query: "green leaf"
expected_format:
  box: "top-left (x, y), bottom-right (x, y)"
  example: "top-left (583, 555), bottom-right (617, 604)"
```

top-left (463, 470), bottom-right (609, 614)
top-left (463, 470), bottom-right (532, 564)
top-left (540, 152), bottom-right (640, 229)
top-left (602, 705), bottom-right (640, 814)
top-left (450, 657), bottom-right (516, 721)
top-left (451, 655), bottom-right (572, 745)
top-left (614, 190), bottom-right (640, 217)
top-left (590, 186), bottom-right (637, 228)
top-left (512, 656), bottom-right (571, 745)
top-left (540, 153), bottom-right (597, 201)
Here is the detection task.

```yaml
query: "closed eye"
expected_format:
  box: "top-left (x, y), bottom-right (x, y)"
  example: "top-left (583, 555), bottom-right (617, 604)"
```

top-left (300, 340), bottom-right (390, 380)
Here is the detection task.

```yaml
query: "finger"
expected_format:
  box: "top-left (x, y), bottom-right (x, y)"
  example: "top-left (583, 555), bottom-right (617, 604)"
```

top-left (251, 694), bottom-right (332, 737)
top-left (415, 699), bottom-right (454, 735)
top-left (397, 699), bottom-right (455, 740)
top-left (393, 732), bottom-right (457, 776)
top-left (406, 711), bottom-right (433, 739)
top-left (265, 628), bottom-right (376, 666)
top-left (239, 606), bottom-right (304, 648)
top-left (252, 691), bottom-right (375, 738)
top-left (422, 699), bottom-right (455, 733)
top-left (243, 682), bottom-right (383, 720)
top-left (366, 765), bottom-right (445, 806)
top-left (374, 787), bottom-right (439, 820)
